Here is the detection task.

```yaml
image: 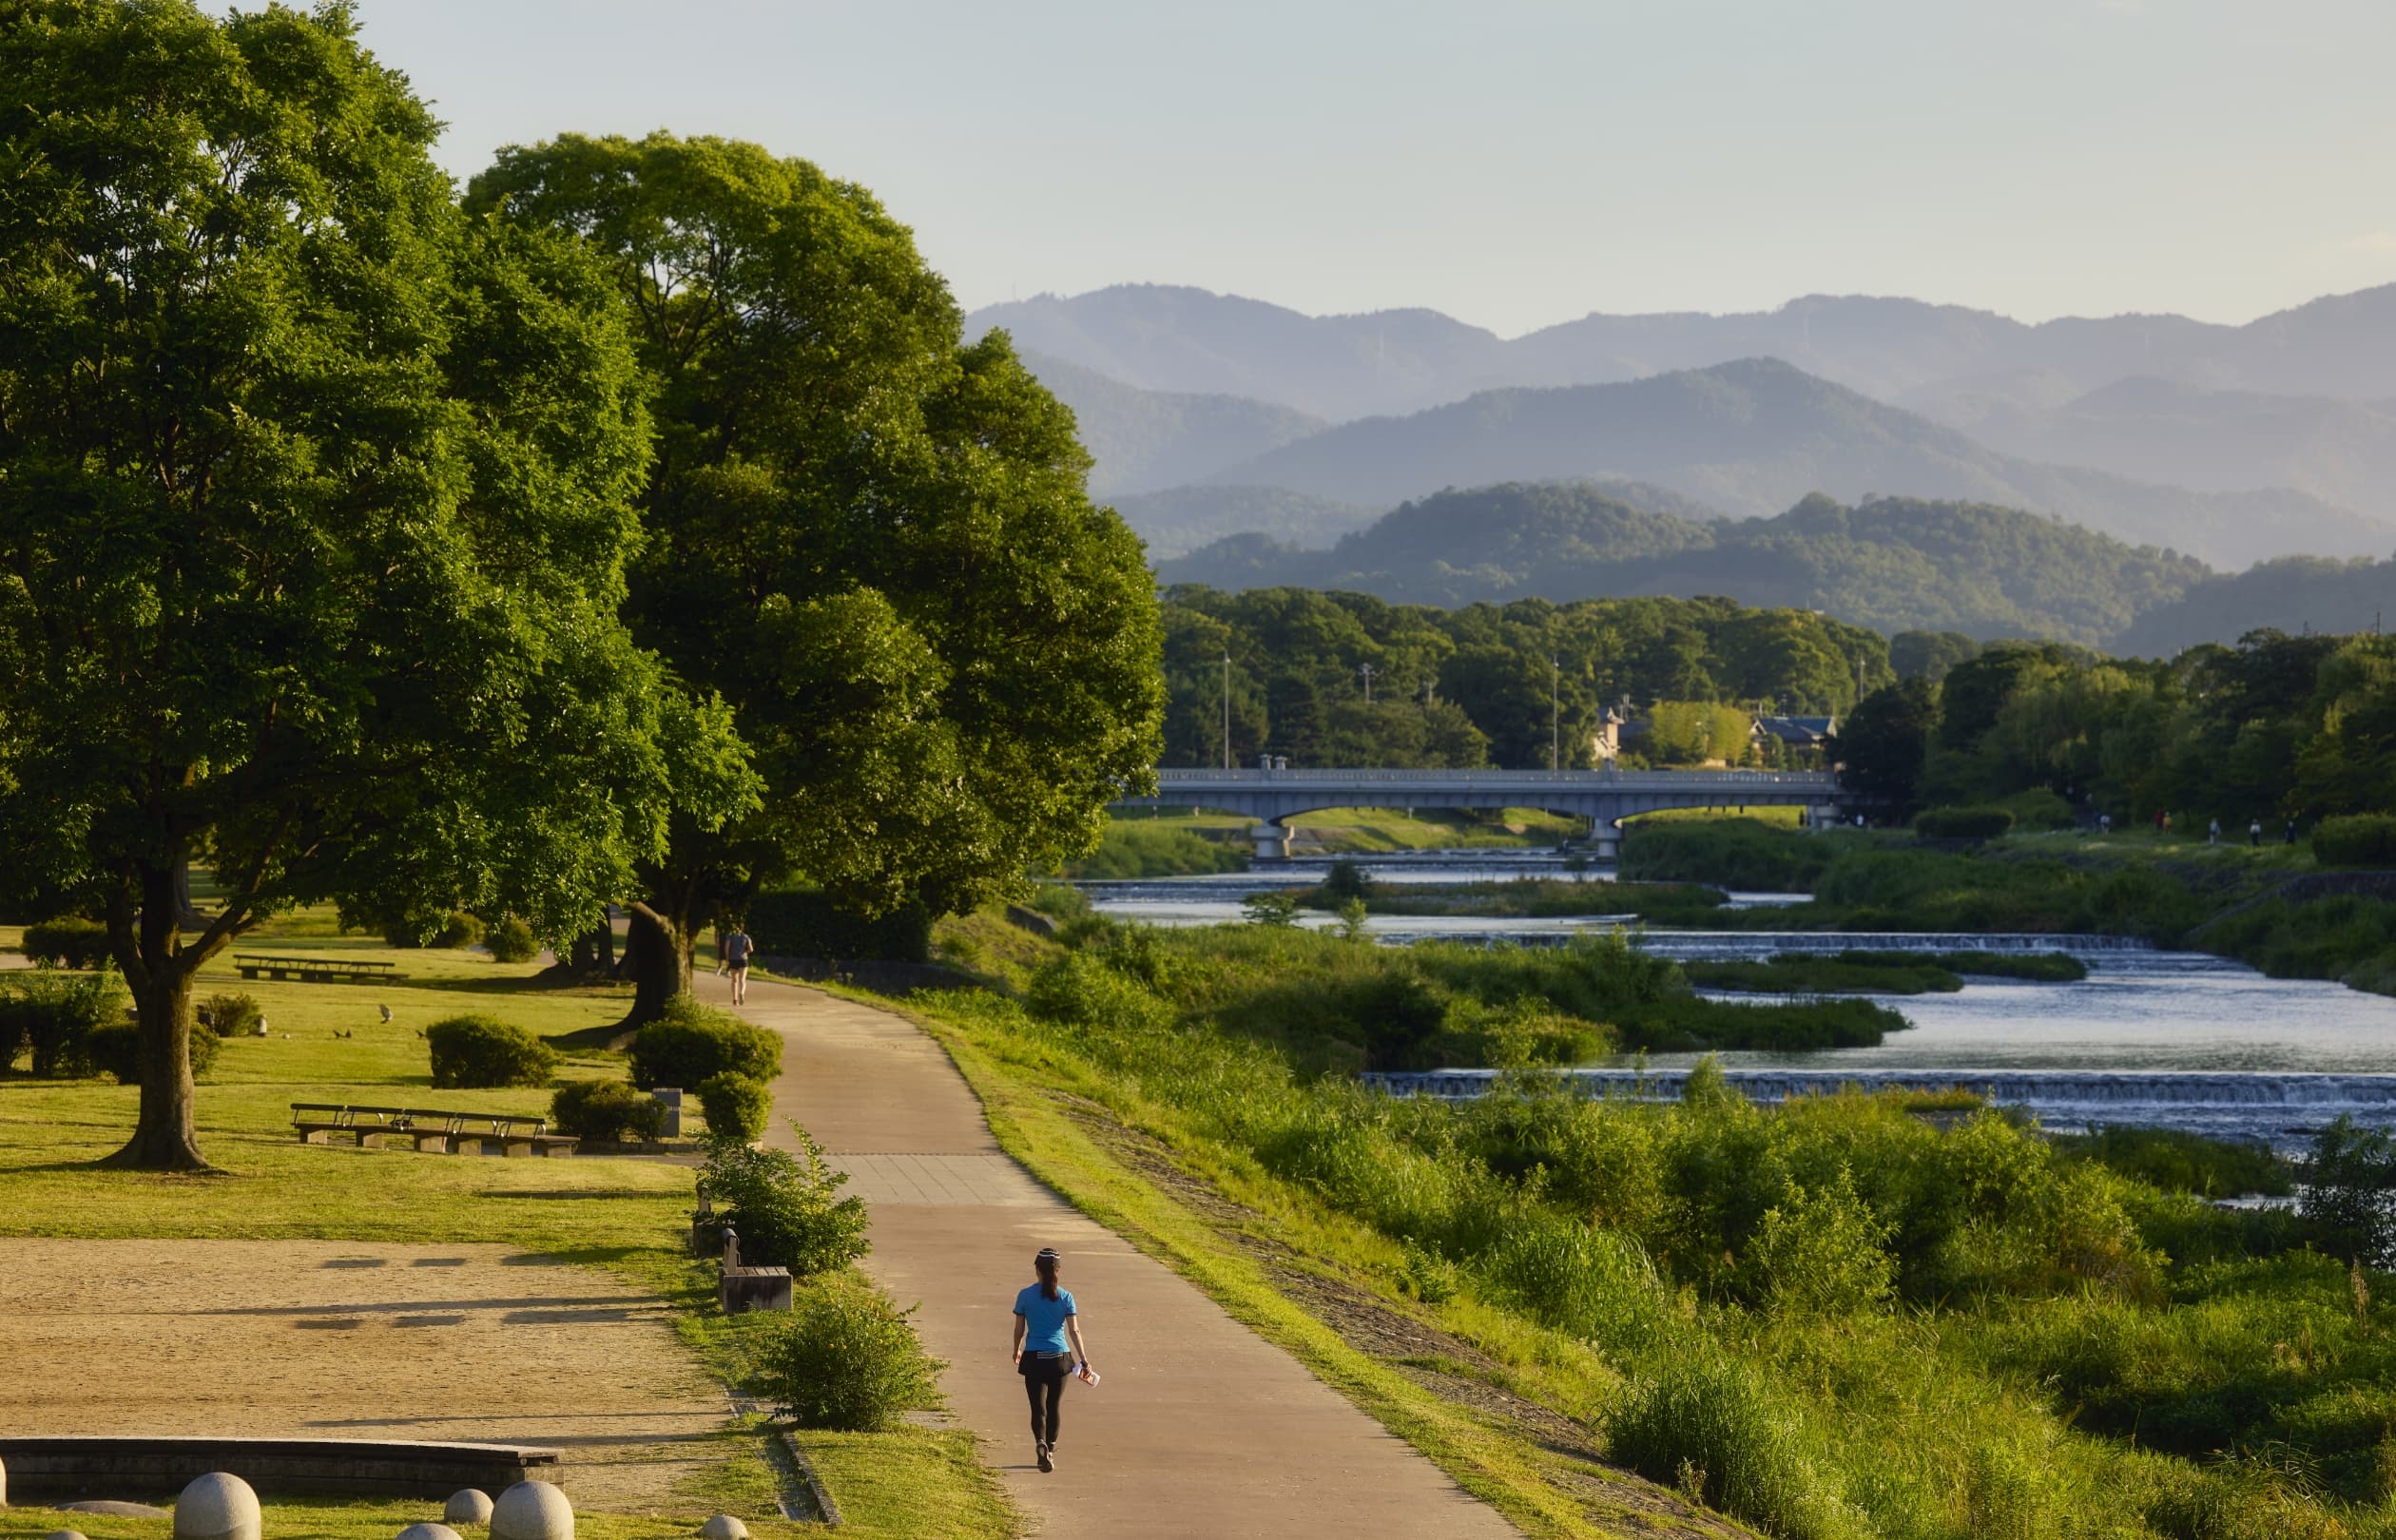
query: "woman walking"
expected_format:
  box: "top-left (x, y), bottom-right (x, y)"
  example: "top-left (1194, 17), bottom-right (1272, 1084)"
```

top-left (723, 921), bottom-right (754, 1005)
top-left (1011, 1246), bottom-right (1091, 1473)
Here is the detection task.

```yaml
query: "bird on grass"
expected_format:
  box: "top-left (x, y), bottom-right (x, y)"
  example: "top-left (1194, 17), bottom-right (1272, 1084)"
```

top-left (378, 1004), bottom-right (393, 1024)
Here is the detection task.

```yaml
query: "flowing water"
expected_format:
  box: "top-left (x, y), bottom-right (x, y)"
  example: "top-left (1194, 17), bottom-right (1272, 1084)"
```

top-left (1084, 851), bottom-right (2396, 1147)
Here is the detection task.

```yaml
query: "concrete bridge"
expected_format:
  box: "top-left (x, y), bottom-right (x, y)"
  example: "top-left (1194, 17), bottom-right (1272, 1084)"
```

top-left (1114, 767), bottom-right (1844, 858)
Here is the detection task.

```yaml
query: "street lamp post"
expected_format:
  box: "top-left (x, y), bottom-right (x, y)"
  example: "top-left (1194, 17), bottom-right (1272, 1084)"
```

top-left (1359, 662), bottom-right (1378, 704)
top-left (1551, 655), bottom-right (1561, 772)
top-left (1221, 652), bottom-right (1232, 770)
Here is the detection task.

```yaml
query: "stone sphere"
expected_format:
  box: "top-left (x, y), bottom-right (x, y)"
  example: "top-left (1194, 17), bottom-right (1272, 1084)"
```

top-left (397, 1525), bottom-right (463, 1540)
top-left (174, 1472), bottom-right (262, 1540)
top-left (490, 1481), bottom-right (572, 1540)
top-left (700, 1518), bottom-right (749, 1540)
top-left (445, 1490), bottom-right (495, 1525)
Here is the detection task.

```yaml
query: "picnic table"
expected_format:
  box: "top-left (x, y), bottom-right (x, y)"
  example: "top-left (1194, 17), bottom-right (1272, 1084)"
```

top-left (235, 953), bottom-right (406, 984)
top-left (291, 1103), bottom-right (576, 1157)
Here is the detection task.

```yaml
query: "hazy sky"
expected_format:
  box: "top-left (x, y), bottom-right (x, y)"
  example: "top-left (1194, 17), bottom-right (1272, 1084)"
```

top-left (356, 0), bottom-right (2396, 337)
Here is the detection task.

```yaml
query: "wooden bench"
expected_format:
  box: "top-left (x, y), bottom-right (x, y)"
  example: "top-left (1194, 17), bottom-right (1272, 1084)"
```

top-left (235, 953), bottom-right (406, 984)
top-left (291, 1103), bottom-right (577, 1157)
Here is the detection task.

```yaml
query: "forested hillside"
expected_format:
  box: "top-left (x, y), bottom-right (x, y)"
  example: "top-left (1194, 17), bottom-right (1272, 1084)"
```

top-left (1159, 586), bottom-right (1891, 769)
top-left (1160, 486), bottom-right (2211, 645)
top-left (1202, 359), bottom-right (2384, 567)
top-left (2115, 554), bottom-right (2396, 657)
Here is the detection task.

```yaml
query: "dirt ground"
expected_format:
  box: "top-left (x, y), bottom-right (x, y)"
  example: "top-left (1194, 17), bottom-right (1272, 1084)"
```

top-left (1, 1238), bottom-right (730, 1512)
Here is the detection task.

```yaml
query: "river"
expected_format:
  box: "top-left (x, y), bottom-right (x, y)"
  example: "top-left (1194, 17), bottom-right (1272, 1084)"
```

top-left (1082, 851), bottom-right (2396, 1149)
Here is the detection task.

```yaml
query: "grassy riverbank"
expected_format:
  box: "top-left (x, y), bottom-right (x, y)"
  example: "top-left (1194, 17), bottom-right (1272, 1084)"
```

top-left (895, 917), bottom-right (2394, 1540)
top-left (1072, 805), bottom-right (1584, 877)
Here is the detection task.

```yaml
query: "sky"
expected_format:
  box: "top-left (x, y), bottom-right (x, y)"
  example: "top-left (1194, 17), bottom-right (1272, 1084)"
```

top-left (355, 0), bottom-right (2396, 337)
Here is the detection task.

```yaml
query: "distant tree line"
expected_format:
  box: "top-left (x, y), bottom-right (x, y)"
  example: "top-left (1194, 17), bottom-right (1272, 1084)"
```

top-left (1160, 587), bottom-right (1894, 769)
top-left (1839, 628), bottom-right (2396, 828)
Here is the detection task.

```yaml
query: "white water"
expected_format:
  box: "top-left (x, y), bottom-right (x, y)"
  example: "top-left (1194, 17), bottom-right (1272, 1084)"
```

top-left (1083, 852), bottom-right (2396, 1145)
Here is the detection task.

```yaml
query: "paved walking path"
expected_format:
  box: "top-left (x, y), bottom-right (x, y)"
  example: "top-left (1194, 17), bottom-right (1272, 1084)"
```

top-left (705, 973), bottom-right (1518, 1540)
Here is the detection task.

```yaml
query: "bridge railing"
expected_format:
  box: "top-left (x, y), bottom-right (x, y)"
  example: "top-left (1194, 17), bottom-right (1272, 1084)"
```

top-left (1145, 768), bottom-right (1836, 788)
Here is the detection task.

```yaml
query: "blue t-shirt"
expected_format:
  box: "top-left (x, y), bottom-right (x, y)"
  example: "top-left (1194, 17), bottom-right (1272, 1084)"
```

top-left (1014, 1284), bottom-right (1077, 1354)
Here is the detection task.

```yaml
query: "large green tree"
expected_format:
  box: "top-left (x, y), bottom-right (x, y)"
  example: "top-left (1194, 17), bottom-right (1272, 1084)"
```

top-left (0, 1), bottom-right (688, 1166)
top-left (467, 134), bottom-right (1162, 1014)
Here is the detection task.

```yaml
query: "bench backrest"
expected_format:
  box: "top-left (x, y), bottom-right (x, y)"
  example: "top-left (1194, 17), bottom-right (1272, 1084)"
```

top-left (237, 954), bottom-right (396, 970)
top-left (289, 1103), bottom-right (551, 1135)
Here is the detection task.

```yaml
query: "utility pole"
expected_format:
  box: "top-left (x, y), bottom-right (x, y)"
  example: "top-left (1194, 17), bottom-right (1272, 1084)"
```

top-left (1551, 655), bottom-right (1561, 772)
top-left (1221, 652), bottom-right (1232, 770)
top-left (1358, 662), bottom-right (1377, 703)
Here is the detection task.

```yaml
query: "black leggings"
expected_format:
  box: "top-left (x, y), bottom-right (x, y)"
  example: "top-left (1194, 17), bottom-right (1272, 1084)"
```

top-left (1022, 1357), bottom-right (1067, 1446)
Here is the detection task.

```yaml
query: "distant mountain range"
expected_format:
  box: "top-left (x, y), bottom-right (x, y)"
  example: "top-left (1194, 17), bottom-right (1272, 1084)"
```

top-left (979, 283), bottom-right (2396, 573)
top-left (1159, 485), bottom-right (2212, 647)
top-left (976, 281), bottom-right (2396, 424)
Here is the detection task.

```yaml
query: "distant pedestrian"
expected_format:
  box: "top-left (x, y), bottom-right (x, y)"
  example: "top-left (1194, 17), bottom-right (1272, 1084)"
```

top-left (723, 922), bottom-right (754, 1005)
top-left (2288, 819), bottom-right (2299, 845)
top-left (2250, 819), bottom-right (2263, 847)
top-left (2099, 813), bottom-right (2112, 836)
top-left (1012, 1247), bottom-right (1093, 1474)
top-left (2209, 818), bottom-right (2220, 845)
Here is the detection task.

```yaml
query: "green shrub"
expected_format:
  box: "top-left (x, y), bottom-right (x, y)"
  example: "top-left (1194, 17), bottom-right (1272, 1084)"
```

top-left (425, 1014), bottom-right (556, 1088)
top-left (201, 991), bottom-right (262, 1038)
top-left (550, 1078), bottom-right (664, 1141)
top-left (1026, 882), bottom-right (1092, 921)
top-left (628, 996), bottom-right (783, 1089)
top-left (1240, 891), bottom-right (1301, 927)
top-left (702, 1126), bottom-right (870, 1277)
top-left (0, 969), bottom-right (126, 1075)
top-left (20, 917), bottom-right (110, 969)
top-left (2301, 1115), bottom-right (2396, 1265)
top-left (744, 1275), bottom-right (941, 1430)
top-left (485, 914), bottom-right (539, 963)
top-left (1608, 1356), bottom-right (1859, 1540)
top-left (1319, 858), bottom-right (1372, 904)
top-left (1913, 805), bottom-right (2015, 840)
top-left (2311, 813), bottom-right (2396, 868)
top-left (697, 1072), bottom-right (772, 1142)
top-left (1744, 1167), bottom-right (1895, 1314)
top-left (747, 887), bottom-right (930, 962)
top-left (84, 1017), bottom-right (219, 1084)
top-left (1994, 787), bottom-right (2077, 831)
top-left (385, 910), bottom-right (485, 950)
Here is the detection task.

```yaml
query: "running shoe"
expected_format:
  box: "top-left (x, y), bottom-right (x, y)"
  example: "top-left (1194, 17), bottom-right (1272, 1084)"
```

top-left (1037, 1444), bottom-right (1054, 1473)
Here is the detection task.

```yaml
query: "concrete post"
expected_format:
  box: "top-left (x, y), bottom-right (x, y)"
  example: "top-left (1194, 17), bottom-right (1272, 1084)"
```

top-left (1250, 821), bottom-right (1291, 860)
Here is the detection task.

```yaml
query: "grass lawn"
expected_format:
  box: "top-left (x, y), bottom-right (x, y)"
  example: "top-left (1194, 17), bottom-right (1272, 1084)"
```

top-left (1108, 803), bottom-right (1582, 852)
top-left (0, 913), bottom-right (1014, 1540)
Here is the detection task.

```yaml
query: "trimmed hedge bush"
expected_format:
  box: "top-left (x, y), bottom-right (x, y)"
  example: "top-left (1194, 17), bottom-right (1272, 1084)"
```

top-left (0, 970), bottom-right (126, 1076)
top-left (747, 887), bottom-right (931, 963)
top-left (2313, 814), bottom-right (2396, 869)
top-left (425, 1014), bottom-right (556, 1088)
top-left (202, 991), bottom-right (262, 1038)
top-left (85, 1017), bottom-right (220, 1084)
top-left (551, 1078), bottom-right (665, 1142)
top-left (485, 914), bottom-right (539, 963)
top-left (744, 1276), bottom-right (942, 1431)
top-left (698, 1072), bottom-right (772, 1142)
top-left (385, 911), bottom-right (485, 950)
top-left (1913, 806), bottom-right (2016, 841)
top-left (21, 917), bottom-right (111, 970)
top-left (628, 996), bottom-right (782, 1090)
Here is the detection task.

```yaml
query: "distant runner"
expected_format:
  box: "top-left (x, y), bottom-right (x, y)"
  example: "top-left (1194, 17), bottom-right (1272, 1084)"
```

top-left (723, 922), bottom-right (754, 1005)
top-left (1012, 1246), bottom-right (1093, 1473)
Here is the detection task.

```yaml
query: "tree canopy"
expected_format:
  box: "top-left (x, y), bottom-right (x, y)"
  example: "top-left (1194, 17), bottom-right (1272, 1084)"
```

top-left (467, 133), bottom-right (1162, 1009)
top-left (0, 0), bottom-right (691, 1165)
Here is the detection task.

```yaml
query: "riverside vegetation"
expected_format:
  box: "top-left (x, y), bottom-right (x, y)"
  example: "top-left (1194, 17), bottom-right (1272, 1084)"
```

top-left (1618, 815), bottom-right (2396, 997)
top-left (913, 911), bottom-right (2396, 1540)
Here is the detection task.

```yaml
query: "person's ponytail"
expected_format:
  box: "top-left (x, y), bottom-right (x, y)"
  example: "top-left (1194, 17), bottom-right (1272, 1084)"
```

top-left (1035, 1246), bottom-right (1062, 1301)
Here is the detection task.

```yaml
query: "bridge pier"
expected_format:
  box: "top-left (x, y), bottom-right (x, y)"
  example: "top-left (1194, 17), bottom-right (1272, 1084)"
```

top-left (1251, 820), bottom-right (1291, 861)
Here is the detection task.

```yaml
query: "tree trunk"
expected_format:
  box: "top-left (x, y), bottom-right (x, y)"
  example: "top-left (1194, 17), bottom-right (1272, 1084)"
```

top-left (620, 900), bottom-right (694, 1030)
top-left (104, 860), bottom-right (211, 1171)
